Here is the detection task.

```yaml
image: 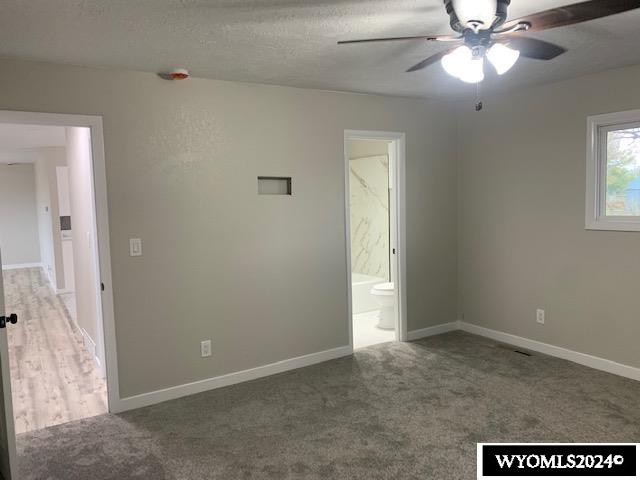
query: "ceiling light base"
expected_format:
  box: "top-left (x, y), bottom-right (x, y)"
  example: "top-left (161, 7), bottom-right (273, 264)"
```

top-left (444, 0), bottom-right (511, 32)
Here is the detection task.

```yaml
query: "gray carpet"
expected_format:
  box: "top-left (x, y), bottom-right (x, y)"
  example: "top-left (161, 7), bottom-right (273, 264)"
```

top-left (16, 332), bottom-right (640, 479)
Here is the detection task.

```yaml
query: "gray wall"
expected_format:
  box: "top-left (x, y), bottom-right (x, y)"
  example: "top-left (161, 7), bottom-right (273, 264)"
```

top-left (0, 58), bottom-right (458, 397)
top-left (34, 148), bottom-right (68, 290)
top-left (457, 63), bottom-right (640, 369)
top-left (0, 163), bottom-right (40, 266)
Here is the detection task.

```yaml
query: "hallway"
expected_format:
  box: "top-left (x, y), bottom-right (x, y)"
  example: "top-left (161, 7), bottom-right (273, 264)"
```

top-left (2, 267), bottom-right (107, 434)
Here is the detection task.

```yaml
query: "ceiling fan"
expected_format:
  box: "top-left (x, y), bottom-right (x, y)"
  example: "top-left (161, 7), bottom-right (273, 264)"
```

top-left (338, 0), bottom-right (640, 84)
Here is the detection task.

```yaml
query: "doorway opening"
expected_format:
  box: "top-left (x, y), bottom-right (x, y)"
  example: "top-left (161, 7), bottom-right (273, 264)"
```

top-left (0, 124), bottom-right (106, 432)
top-left (344, 131), bottom-right (406, 349)
top-left (0, 111), bottom-right (117, 479)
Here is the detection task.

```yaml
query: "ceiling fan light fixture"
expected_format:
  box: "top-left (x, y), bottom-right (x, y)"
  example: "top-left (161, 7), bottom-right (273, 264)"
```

top-left (441, 45), bottom-right (484, 84)
top-left (458, 57), bottom-right (485, 84)
top-left (486, 43), bottom-right (520, 74)
top-left (441, 45), bottom-right (472, 79)
top-left (451, 0), bottom-right (498, 29)
top-left (340, 0), bottom-right (640, 90)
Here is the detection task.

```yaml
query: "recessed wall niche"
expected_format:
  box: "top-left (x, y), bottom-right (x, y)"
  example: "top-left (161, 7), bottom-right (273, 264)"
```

top-left (257, 176), bottom-right (292, 195)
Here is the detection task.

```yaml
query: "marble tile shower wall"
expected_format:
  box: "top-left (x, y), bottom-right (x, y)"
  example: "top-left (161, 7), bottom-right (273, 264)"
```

top-left (350, 154), bottom-right (390, 280)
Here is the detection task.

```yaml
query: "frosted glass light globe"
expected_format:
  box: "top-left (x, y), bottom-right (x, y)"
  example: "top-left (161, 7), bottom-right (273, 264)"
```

top-left (441, 46), bottom-right (473, 79)
top-left (458, 57), bottom-right (485, 84)
top-left (487, 43), bottom-right (520, 75)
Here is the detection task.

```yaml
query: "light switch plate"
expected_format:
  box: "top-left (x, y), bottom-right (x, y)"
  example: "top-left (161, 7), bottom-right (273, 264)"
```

top-left (129, 238), bottom-right (142, 257)
top-left (201, 340), bottom-right (212, 358)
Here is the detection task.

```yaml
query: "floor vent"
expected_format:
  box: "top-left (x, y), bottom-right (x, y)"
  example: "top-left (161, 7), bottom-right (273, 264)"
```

top-left (513, 350), bottom-right (532, 357)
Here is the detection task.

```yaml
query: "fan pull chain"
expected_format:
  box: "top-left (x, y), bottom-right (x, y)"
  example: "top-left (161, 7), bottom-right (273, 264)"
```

top-left (475, 81), bottom-right (483, 112)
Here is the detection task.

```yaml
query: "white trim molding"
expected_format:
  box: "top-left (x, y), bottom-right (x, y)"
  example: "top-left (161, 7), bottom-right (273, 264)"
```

top-left (407, 322), bottom-right (459, 341)
top-left (81, 328), bottom-right (101, 370)
top-left (116, 345), bottom-right (353, 413)
top-left (1, 262), bottom-right (42, 271)
top-left (586, 109), bottom-right (640, 232)
top-left (0, 110), bottom-right (120, 414)
top-left (459, 322), bottom-right (640, 382)
top-left (54, 287), bottom-right (75, 295)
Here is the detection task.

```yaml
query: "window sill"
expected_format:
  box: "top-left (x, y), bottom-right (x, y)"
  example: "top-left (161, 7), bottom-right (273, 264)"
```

top-left (586, 218), bottom-right (640, 232)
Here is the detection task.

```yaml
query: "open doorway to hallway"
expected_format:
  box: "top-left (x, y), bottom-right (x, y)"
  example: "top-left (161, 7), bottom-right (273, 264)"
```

top-left (345, 131), bottom-right (407, 350)
top-left (0, 123), bottom-right (107, 434)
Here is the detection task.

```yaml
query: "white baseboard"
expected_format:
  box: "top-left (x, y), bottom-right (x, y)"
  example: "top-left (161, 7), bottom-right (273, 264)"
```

top-left (1, 262), bottom-right (42, 271)
top-left (55, 287), bottom-right (74, 295)
top-left (113, 321), bottom-right (639, 414)
top-left (81, 328), bottom-right (101, 369)
top-left (45, 269), bottom-right (55, 289)
top-left (114, 345), bottom-right (353, 413)
top-left (458, 321), bottom-right (640, 382)
top-left (407, 322), bottom-right (459, 341)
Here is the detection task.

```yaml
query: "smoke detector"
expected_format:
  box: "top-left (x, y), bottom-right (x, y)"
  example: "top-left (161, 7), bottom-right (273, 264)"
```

top-left (159, 68), bottom-right (190, 80)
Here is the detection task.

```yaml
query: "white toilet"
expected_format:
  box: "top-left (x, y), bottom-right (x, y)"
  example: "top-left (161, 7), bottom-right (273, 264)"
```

top-left (370, 282), bottom-right (395, 330)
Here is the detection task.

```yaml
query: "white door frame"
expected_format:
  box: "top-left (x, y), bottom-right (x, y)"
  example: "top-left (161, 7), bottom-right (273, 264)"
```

top-left (0, 110), bottom-right (120, 412)
top-left (344, 130), bottom-right (408, 347)
top-left (0, 256), bottom-right (17, 478)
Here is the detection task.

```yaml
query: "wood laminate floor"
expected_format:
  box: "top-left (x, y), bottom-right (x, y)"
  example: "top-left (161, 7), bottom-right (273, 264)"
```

top-left (2, 267), bottom-right (107, 434)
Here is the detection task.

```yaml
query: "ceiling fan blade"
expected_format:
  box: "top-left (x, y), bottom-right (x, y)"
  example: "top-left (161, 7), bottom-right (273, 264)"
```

top-left (504, 37), bottom-right (567, 60)
top-left (406, 48), bottom-right (455, 72)
top-left (501, 0), bottom-right (640, 33)
top-left (338, 35), bottom-right (460, 45)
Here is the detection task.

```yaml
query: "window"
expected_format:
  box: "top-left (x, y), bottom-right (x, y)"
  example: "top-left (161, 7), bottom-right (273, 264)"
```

top-left (586, 110), bottom-right (640, 231)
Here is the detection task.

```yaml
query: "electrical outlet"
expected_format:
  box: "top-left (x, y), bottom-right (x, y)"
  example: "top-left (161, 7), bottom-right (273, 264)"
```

top-left (201, 339), bottom-right (212, 357)
top-left (536, 308), bottom-right (545, 325)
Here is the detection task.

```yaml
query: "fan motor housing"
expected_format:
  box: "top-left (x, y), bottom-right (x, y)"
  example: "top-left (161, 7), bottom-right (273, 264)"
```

top-left (444, 0), bottom-right (511, 32)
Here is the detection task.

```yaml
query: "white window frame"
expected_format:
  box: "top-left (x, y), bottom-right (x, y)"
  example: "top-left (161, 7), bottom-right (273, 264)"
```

top-left (586, 109), bottom-right (640, 232)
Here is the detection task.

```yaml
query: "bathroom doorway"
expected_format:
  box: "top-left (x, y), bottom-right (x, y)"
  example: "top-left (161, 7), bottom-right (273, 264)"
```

top-left (344, 131), bottom-right (406, 349)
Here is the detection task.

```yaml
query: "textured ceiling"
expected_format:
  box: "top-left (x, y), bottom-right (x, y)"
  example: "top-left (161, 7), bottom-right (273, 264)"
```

top-left (1, 0), bottom-right (640, 98)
